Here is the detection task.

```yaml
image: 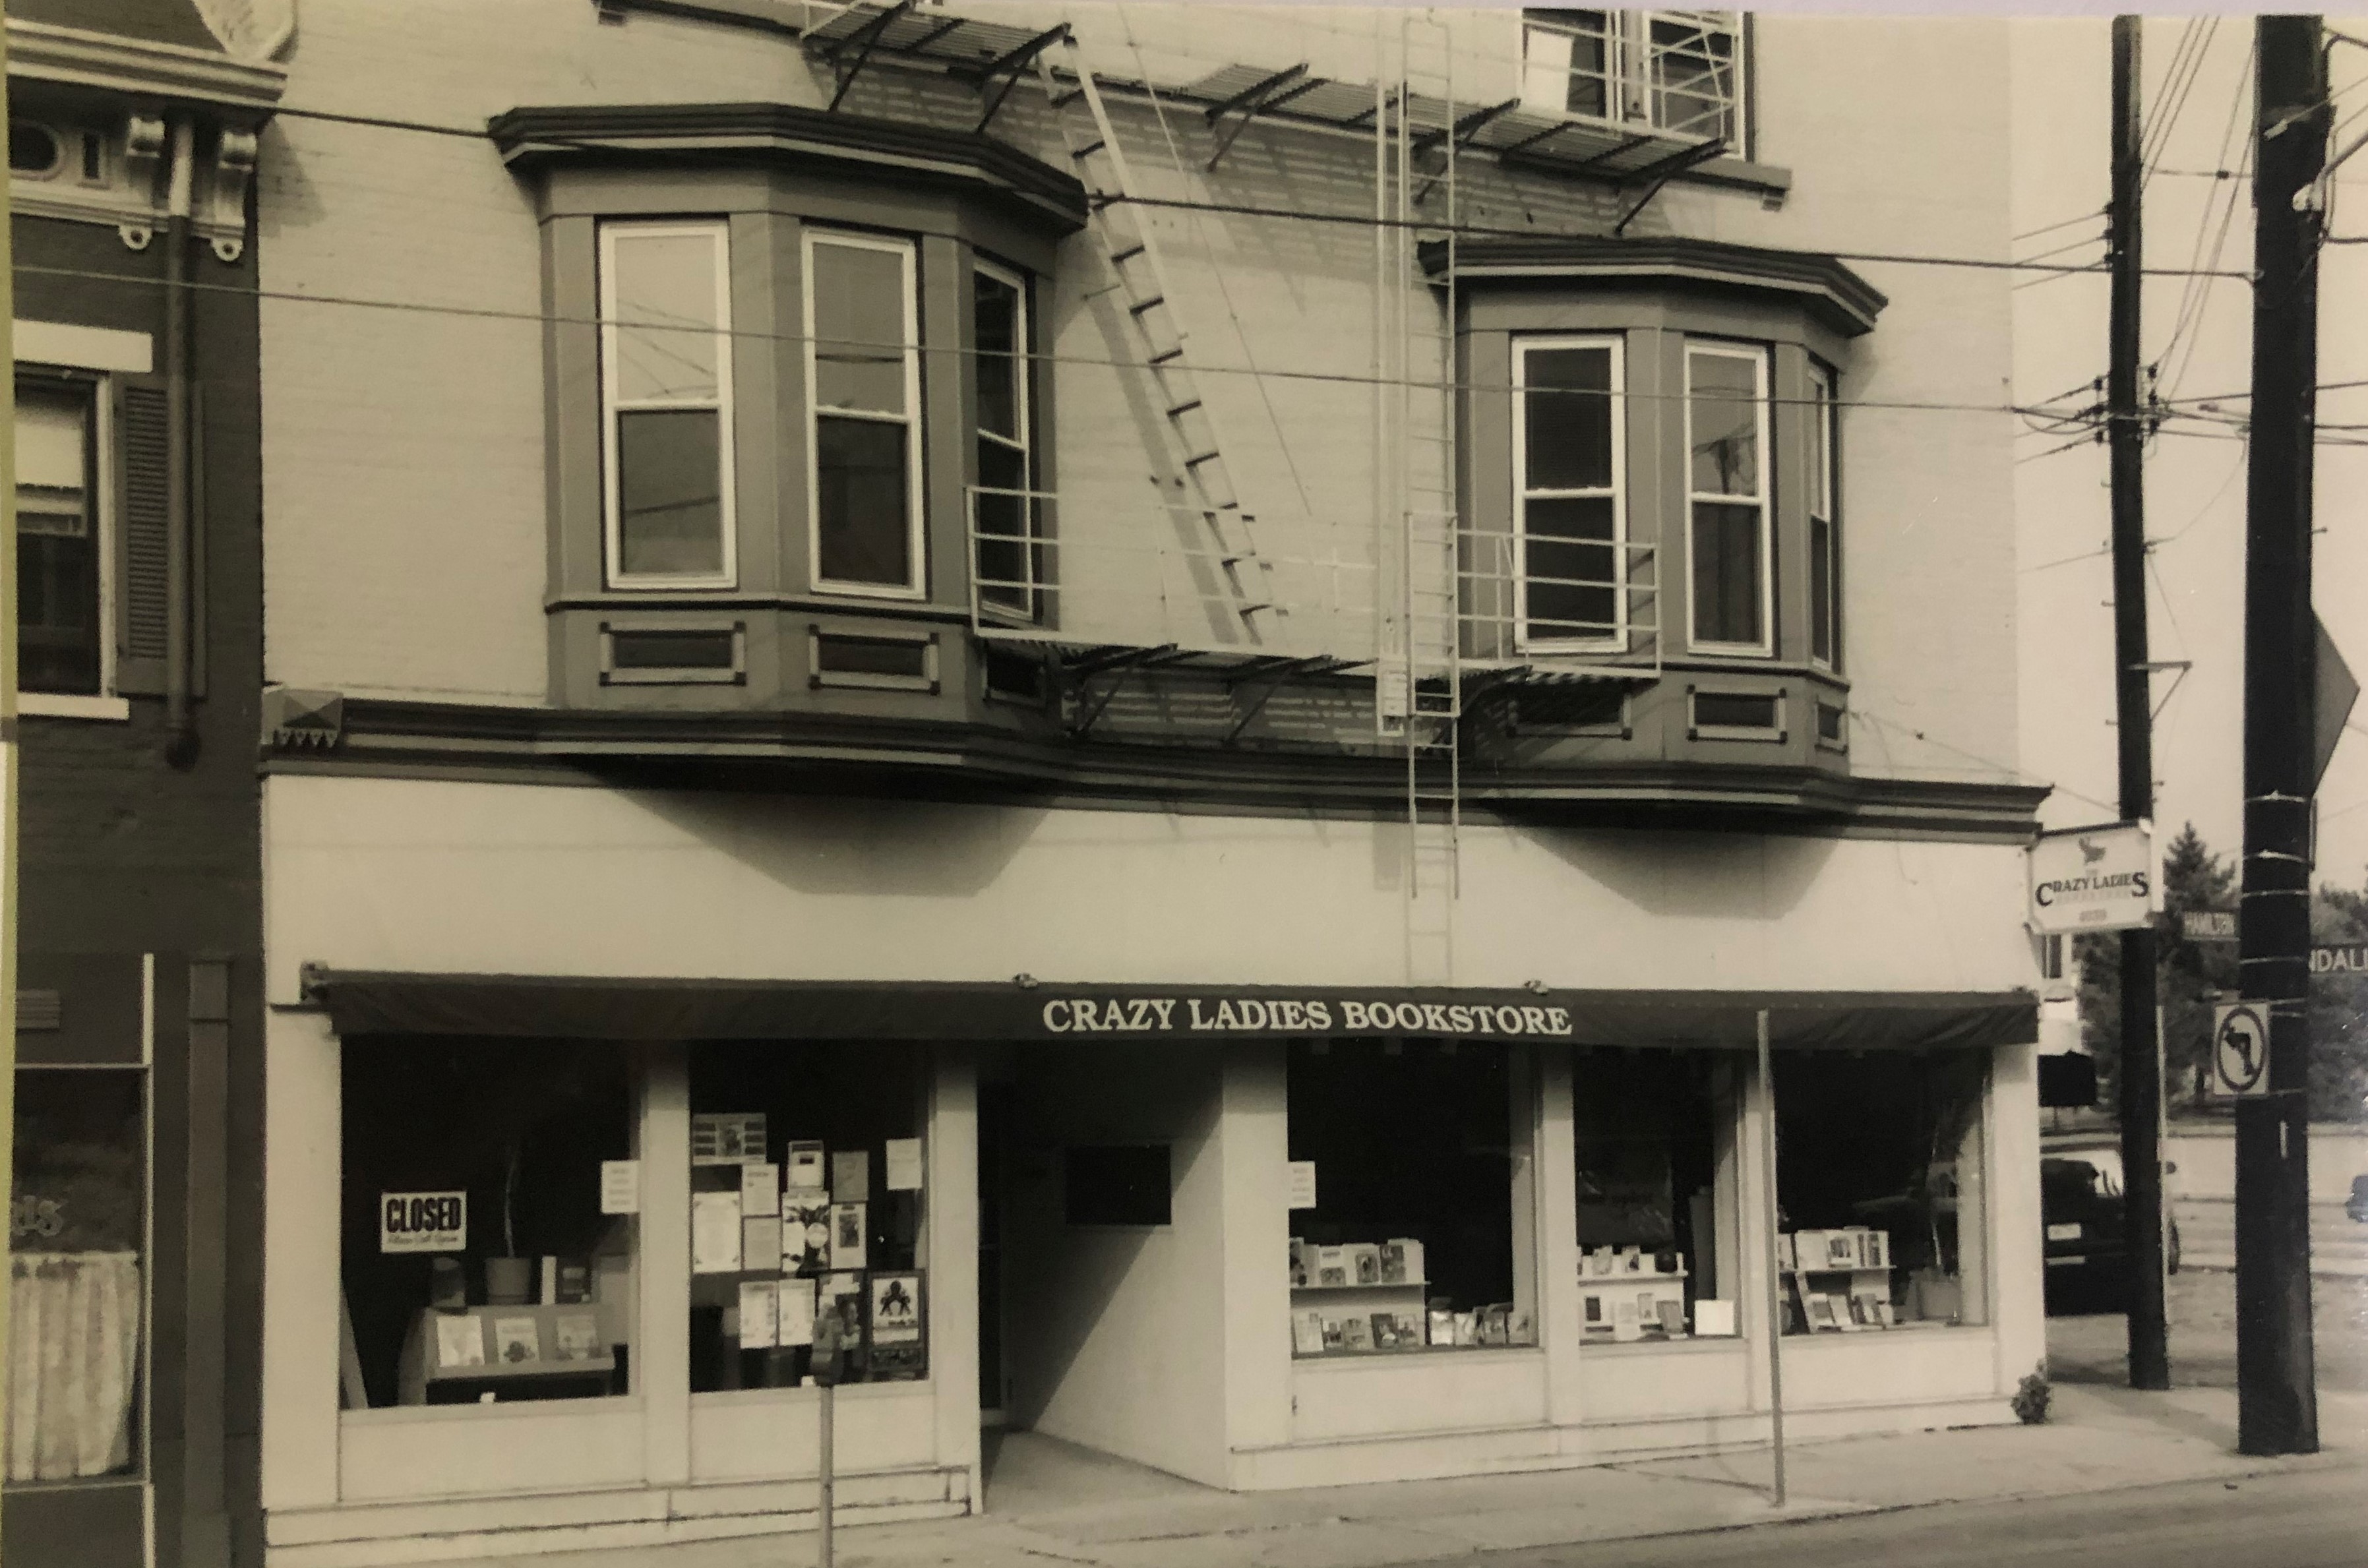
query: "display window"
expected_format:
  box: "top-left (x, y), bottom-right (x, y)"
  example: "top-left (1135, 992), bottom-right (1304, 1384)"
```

top-left (9, 1068), bottom-right (146, 1481)
top-left (1285, 1040), bottom-right (1536, 1357)
top-left (340, 1040), bottom-right (638, 1408)
top-left (1773, 1051), bottom-right (1988, 1335)
top-left (686, 1042), bottom-right (928, 1392)
top-left (1573, 1050), bottom-right (1737, 1342)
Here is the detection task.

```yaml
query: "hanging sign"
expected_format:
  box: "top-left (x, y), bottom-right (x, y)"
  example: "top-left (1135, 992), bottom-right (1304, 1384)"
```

top-left (2028, 820), bottom-right (2160, 934)
top-left (2206, 1001), bottom-right (2271, 1099)
top-left (379, 1191), bottom-right (467, 1253)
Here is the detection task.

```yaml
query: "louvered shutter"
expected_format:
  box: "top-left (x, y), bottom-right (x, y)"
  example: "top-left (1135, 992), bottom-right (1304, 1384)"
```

top-left (113, 373), bottom-right (171, 696)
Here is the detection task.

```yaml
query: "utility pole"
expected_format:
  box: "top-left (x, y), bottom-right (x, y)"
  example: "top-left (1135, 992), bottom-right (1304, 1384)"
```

top-left (2108, 13), bottom-right (2170, 1393)
top-left (2237, 12), bottom-right (2325, 1458)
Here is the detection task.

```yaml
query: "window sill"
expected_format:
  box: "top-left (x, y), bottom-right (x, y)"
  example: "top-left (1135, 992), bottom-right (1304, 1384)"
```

top-left (1578, 1333), bottom-right (1747, 1356)
top-left (688, 1378), bottom-right (932, 1406)
top-left (18, 693), bottom-right (131, 723)
top-left (1684, 154), bottom-right (1794, 198)
top-left (1292, 1345), bottom-right (1544, 1372)
top-left (340, 1393), bottom-right (642, 1426)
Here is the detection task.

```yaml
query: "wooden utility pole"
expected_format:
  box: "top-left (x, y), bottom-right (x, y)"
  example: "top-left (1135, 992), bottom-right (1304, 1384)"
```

top-left (2108, 14), bottom-right (2170, 1392)
top-left (2237, 11), bottom-right (2325, 1457)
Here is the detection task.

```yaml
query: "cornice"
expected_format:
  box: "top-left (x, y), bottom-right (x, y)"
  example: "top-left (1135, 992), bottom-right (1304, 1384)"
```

top-left (6, 17), bottom-right (285, 117)
top-left (260, 696), bottom-right (2049, 843)
top-left (486, 101), bottom-right (1089, 235)
top-left (1420, 233), bottom-right (1888, 339)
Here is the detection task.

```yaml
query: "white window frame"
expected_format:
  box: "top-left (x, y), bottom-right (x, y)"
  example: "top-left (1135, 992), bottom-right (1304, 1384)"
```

top-left (973, 257), bottom-right (1035, 622)
top-left (804, 228), bottom-right (925, 601)
top-left (1808, 361), bottom-right (1838, 671)
top-left (13, 318), bottom-right (143, 722)
top-left (598, 219), bottom-right (738, 592)
top-left (1682, 340), bottom-right (1773, 657)
top-left (1518, 10), bottom-right (1747, 154)
top-left (1513, 334), bottom-right (1626, 653)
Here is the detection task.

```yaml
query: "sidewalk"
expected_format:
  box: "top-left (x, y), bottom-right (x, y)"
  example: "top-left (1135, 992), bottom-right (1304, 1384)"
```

top-left (417, 1383), bottom-right (2368, 1568)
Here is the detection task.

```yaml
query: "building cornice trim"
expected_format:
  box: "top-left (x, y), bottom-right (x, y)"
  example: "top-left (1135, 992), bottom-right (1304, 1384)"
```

top-left (1421, 234), bottom-right (1887, 338)
top-left (6, 18), bottom-right (286, 116)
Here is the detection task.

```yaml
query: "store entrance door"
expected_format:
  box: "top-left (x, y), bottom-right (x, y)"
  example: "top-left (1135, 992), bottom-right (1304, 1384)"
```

top-left (978, 1078), bottom-right (1012, 1426)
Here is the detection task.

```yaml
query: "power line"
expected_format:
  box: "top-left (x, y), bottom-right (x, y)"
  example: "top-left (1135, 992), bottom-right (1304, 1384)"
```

top-left (265, 101), bottom-right (2253, 282)
top-left (8, 259), bottom-right (2104, 423)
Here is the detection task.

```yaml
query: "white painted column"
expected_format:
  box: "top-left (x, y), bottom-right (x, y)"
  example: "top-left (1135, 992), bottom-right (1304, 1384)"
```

top-left (260, 1007), bottom-right (342, 1511)
top-left (926, 1048), bottom-right (982, 1503)
top-left (640, 1049), bottom-right (691, 1486)
top-left (1220, 1042), bottom-right (1292, 1476)
top-left (1988, 1042), bottom-right (2044, 1393)
top-left (1536, 1044), bottom-right (1585, 1432)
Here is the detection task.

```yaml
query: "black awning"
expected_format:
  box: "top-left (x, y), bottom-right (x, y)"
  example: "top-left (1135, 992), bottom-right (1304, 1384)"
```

top-left (303, 969), bottom-right (2035, 1053)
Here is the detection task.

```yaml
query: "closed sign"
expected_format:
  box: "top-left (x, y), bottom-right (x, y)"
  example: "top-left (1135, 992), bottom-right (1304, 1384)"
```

top-left (380, 1191), bottom-right (467, 1253)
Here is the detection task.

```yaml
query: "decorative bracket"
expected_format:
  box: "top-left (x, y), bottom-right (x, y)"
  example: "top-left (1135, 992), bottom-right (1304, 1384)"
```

top-left (208, 129), bottom-right (259, 262)
top-left (119, 113), bottom-right (167, 250)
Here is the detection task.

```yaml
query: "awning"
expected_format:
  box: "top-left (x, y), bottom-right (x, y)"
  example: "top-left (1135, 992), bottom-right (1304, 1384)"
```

top-left (303, 969), bottom-right (2036, 1053)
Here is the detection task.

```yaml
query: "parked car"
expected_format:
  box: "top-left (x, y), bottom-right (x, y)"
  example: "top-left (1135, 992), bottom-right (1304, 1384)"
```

top-left (2042, 1145), bottom-right (2181, 1313)
top-left (2348, 1174), bottom-right (2368, 1224)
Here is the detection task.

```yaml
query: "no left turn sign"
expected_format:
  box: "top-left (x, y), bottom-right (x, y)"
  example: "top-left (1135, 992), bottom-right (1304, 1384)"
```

top-left (2208, 1002), bottom-right (2272, 1098)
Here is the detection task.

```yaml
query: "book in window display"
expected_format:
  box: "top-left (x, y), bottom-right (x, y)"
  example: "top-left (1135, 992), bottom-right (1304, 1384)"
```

top-left (491, 1315), bottom-right (541, 1365)
top-left (552, 1312), bottom-right (601, 1362)
top-left (1339, 1315), bottom-right (1371, 1352)
top-left (1292, 1310), bottom-right (1325, 1357)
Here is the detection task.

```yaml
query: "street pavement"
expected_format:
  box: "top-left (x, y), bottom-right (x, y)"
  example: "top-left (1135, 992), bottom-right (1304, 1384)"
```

top-left (2175, 1199), bottom-right (2368, 1277)
top-left (409, 1379), bottom-right (2368, 1568)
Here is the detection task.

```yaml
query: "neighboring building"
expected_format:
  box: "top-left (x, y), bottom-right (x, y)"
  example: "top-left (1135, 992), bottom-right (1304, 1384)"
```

top-left (6, 2), bottom-right (284, 1566)
top-left (251, 4), bottom-right (2049, 1562)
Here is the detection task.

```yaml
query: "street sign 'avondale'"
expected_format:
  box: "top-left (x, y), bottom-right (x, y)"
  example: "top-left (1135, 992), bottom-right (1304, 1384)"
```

top-left (2028, 821), bottom-right (2160, 936)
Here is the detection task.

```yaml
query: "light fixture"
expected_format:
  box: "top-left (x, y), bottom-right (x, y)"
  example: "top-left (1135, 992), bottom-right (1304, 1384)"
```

top-left (1013, 973), bottom-right (1039, 990)
top-left (1525, 979), bottom-right (1549, 994)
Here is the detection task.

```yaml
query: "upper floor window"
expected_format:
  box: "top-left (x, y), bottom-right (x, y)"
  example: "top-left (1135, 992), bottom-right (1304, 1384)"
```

top-left (16, 378), bottom-right (102, 696)
top-left (1684, 343), bottom-right (1770, 655)
top-left (1520, 10), bottom-right (1746, 150)
top-left (1808, 364), bottom-right (1839, 669)
top-left (806, 229), bottom-right (923, 599)
top-left (601, 221), bottom-right (735, 589)
top-left (971, 261), bottom-right (1038, 620)
top-left (1514, 336), bottom-right (1624, 651)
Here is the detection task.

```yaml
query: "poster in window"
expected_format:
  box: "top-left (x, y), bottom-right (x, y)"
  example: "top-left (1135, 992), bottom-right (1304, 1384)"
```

top-left (779, 1277), bottom-right (818, 1347)
top-left (743, 1215), bottom-right (783, 1275)
top-left (739, 1280), bottom-right (780, 1348)
top-left (599, 1160), bottom-right (641, 1215)
top-left (829, 1201), bottom-right (867, 1270)
top-left (832, 1149), bottom-right (870, 1203)
top-left (692, 1190), bottom-right (744, 1273)
top-left (884, 1137), bottom-right (925, 1192)
top-left (869, 1271), bottom-right (923, 1346)
top-left (784, 1141), bottom-right (826, 1193)
top-left (741, 1162), bottom-right (781, 1218)
top-left (787, 1195), bottom-right (833, 1273)
top-left (691, 1112), bottom-right (766, 1166)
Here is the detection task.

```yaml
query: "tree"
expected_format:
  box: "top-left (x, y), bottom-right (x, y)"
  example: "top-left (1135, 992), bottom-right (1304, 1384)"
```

top-left (2076, 824), bottom-right (2368, 1122)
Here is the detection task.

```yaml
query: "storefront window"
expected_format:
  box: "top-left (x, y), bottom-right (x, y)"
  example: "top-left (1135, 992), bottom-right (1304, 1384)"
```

top-left (9, 1069), bottom-right (146, 1480)
top-left (1286, 1040), bottom-right (1534, 1356)
top-left (686, 1042), bottom-right (928, 1392)
top-left (1774, 1051), bottom-right (1988, 1335)
top-left (1573, 1050), bottom-right (1736, 1341)
top-left (341, 1040), bottom-right (637, 1408)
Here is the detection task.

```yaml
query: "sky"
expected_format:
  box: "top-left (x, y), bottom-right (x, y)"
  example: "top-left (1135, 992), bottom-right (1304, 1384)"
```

top-left (2009, 15), bottom-right (2368, 889)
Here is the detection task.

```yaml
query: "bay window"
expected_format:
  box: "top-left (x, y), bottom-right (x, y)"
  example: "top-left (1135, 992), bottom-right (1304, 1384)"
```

top-left (1684, 343), bottom-right (1770, 653)
top-left (1809, 364), bottom-right (1840, 669)
top-left (806, 229), bottom-right (923, 597)
top-left (1515, 337), bottom-right (1624, 649)
top-left (601, 221), bottom-right (735, 588)
top-left (972, 261), bottom-right (1038, 619)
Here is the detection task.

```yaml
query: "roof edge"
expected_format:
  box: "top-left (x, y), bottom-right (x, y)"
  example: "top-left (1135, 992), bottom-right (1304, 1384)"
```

top-left (1420, 233), bottom-right (1890, 338)
top-left (6, 16), bottom-right (285, 115)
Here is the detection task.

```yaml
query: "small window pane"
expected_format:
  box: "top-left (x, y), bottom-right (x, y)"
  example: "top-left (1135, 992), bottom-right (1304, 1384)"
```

top-left (1523, 347), bottom-right (1614, 492)
top-left (975, 272), bottom-right (1022, 440)
top-left (816, 415), bottom-right (911, 586)
top-left (609, 231), bottom-right (720, 404)
top-left (615, 407), bottom-right (724, 578)
top-left (812, 241), bottom-right (909, 415)
top-left (16, 382), bottom-right (100, 696)
top-left (1687, 352), bottom-right (1760, 498)
top-left (1811, 516), bottom-right (1834, 665)
top-left (1651, 16), bottom-right (1739, 142)
top-left (1524, 495), bottom-right (1617, 640)
top-left (1691, 499), bottom-right (1762, 646)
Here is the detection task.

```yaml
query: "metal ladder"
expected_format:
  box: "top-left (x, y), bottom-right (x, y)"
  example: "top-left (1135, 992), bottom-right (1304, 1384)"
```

top-left (1035, 32), bottom-right (1279, 636)
top-left (1384, 11), bottom-right (1463, 989)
